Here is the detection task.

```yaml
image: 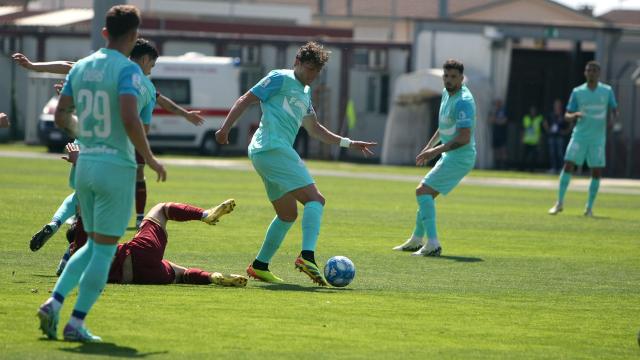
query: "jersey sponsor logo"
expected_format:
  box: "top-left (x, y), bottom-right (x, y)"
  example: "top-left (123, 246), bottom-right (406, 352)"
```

top-left (261, 77), bottom-right (272, 88)
top-left (282, 96), bottom-right (307, 118)
top-left (82, 69), bottom-right (104, 82)
top-left (81, 144), bottom-right (118, 155)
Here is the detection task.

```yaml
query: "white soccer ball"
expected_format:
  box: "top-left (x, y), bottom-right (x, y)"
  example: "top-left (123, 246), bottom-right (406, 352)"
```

top-left (324, 256), bottom-right (355, 287)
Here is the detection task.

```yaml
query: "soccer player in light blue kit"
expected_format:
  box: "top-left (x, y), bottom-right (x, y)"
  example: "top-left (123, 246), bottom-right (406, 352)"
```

top-left (27, 39), bottom-right (158, 259)
top-left (37, 5), bottom-right (166, 342)
top-left (216, 41), bottom-right (376, 285)
top-left (548, 60), bottom-right (618, 217)
top-left (394, 59), bottom-right (476, 256)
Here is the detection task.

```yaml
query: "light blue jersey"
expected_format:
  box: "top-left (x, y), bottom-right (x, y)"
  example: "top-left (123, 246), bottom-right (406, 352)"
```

top-left (566, 82), bottom-right (617, 143)
top-left (248, 69), bottom-right (315, 154)
top-left (61, 48), bottom-right (144, 168)
top-left (438, 85), bottom-right (476, 160)
top-left (139, 71), bottom-right (156, 126)
top-left (422, 85), bottom-right (477, 195)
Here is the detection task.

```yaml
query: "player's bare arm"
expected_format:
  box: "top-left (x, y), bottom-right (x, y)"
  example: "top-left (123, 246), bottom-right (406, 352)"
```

top-left (421, 129), bottom-right (440, 153)
top-left (0, 112), bottom-right (9, 128)
top-left (302, 114), bottom-right (377, 157)
top-left (121, 94), bottom-right (166, 182)
top-left (54, 95), bottom-right (77, 137)
top-left (564, 111), bottom-right (582, 122)
top-left (216, 91), bottom-right (260, 144)
top-left (156, 93), bottom-right (204, 126)
top-left (416, 127), bottom-right (470, 166)
top-left (12, 53), bottom-right (74, 74)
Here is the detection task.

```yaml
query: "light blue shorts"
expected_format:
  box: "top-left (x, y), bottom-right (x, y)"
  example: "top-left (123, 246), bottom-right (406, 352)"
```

top-left (564, 137), bottom-right (605, 168)
top-left (74, 157), bottom-right (136, 237)
top-left (422, 154), bottom-right (475, 195)
top-left (250, 147), bottom-right (315, 201)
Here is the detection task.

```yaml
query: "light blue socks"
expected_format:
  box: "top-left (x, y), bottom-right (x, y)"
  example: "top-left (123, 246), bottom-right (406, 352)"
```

top-left (73, 242), bottom-right (117, 314)
top-left (52, 238), bottom-right (94, 299)
top-left (301, 201), bottom-right (324, 251)
top-left (412, 209), bottom-right (425, 238)
top-left (587, 178), bottom-right (600, 210)
top-left (52, 192), bottom-right (78, 225)
top-left (558, 170), bottom-right (572, 205)
top-left (256, 216), bottom-right (294, 263)
top-left (416, 195), bottom-right (437, 241)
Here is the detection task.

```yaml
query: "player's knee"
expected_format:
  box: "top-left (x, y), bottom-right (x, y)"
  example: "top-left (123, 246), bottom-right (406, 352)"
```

top-left (315, 194), bottom-right (326, 206)
top-left (563, 162), bottom-right (575, 172)
top-left (279, 213), bottom-right (297, 222)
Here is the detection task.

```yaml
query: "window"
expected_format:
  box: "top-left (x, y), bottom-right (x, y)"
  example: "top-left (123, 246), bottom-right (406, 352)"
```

top-left (151, 78), bottom-right (191, 105)
top-left (368, 49), bottom-right (387, 70)
top-left (224, 44), bottom-right (260, 65)
top-left (353, 48), bottom-right (369, 69)
top-left (241, 67), bottom-right (264, 94)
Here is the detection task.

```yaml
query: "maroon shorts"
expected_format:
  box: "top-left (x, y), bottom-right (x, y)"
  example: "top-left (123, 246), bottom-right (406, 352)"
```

top-left (128, 219), bottom-right (175, 284)
top-left (135, 150), bottom-right (145, 165)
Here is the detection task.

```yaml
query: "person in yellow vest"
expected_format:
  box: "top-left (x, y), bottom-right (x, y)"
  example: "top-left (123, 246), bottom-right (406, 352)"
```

top-left (521, 105), bottom-right (543, 172)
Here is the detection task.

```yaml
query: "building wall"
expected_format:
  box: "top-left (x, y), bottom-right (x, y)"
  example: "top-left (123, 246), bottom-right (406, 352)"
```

top-left (163, 41), bottom-right (216, 56)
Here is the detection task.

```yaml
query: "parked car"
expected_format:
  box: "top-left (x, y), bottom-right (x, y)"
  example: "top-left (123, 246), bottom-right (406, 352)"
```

top-left (38, 96), bottom-right (72, 152)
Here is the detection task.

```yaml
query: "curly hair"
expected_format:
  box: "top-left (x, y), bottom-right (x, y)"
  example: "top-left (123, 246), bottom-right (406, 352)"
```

top-left (443, 59), bottom-right (464, 74)
top-left (296, 41), bottom-right (330, 68)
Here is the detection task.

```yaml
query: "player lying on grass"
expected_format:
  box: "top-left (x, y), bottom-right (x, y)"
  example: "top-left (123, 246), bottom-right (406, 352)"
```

top-left (14, 42), bottom-right (204, 229)
top-left (64, 198), bottom-right (246, 286)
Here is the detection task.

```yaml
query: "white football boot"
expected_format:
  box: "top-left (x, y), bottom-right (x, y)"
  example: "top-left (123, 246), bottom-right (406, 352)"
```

top-left (411, 243), bottom-right (442, 257)
top-left (392, 236), bottom-right (424, 252)
top-left (548, 202), bottom-right (563, 215)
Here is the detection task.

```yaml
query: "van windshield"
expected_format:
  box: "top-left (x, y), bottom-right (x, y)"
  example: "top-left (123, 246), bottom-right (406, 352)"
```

top-left (152, 79), bottom-right (191, 105)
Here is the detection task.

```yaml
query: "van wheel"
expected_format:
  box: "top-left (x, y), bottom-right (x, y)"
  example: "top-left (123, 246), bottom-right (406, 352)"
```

top-left (200, 132), bottom-right (219, 156)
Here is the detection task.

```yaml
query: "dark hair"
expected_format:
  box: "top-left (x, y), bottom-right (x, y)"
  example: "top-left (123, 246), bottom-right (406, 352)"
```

top-left (105, 5), bottom-right (141, 40)
top-left (130, 38), bottom-right (158, 60)
top-left (296, 41), bottom-right (330, 68)
top-left (586, 60), bottom-right (600, 70)
top-left (443, 59), bottom-right (464, 74)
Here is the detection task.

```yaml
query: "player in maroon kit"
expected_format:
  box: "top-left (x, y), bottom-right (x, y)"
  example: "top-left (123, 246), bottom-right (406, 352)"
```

top-left (66, 199), bottom-right (247, 286)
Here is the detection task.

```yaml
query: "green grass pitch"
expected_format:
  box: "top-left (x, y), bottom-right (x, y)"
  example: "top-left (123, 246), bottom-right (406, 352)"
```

top-left (0, 154), bottom-right (639, 359)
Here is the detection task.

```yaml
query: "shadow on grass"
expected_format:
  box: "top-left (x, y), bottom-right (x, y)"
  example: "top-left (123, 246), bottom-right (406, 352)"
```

top-left (257, 283), bottom-right (351, 293)
top-left (575, 215), bottom-right (611, 220)
top-left (126, 226), bottom-right (138, 231)
top-left (433, 255), bottom-right (483, 263)
top-left (32, 274), bottom-right (58, 278)
top-left (59, 342), bottom-right (168, 358)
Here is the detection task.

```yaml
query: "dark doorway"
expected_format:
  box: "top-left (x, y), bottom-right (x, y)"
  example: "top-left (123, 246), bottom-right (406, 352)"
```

top-left (504, 48), bottom-right (594, 170)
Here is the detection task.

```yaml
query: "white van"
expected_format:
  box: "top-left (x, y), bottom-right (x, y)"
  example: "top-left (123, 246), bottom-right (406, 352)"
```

top-left (148, 53), bottom-right (242, 154)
